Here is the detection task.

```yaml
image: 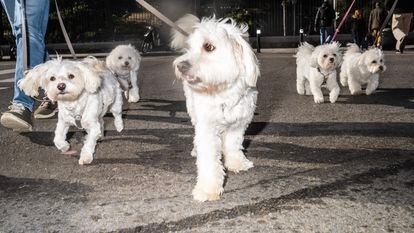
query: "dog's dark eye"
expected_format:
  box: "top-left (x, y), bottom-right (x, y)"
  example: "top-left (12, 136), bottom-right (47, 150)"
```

top-left (128, 56), bottom-right (131, 59)
top-left (203, 43), bottom-right (215, 52)
top-left (333, 54), bottom-right (337, 57)
top-left (380, 59), bottom-right (383, 62)
top-left (323, 54), bottom-right (328, 58)
top-left (372, 60), bottom-right (377, 64)
top-left (50, 76), bottom-right (56, 81)
top-left (68, 74), bottom-right (75, 79)
top-left (118, 56), bottom-right (122, 60)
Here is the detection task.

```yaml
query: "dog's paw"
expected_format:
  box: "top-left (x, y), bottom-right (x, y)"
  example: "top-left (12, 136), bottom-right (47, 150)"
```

top-left (78, 155), bottom-right (93, 165)
top-left (128, 93), bottom-right (140, 103)
top-left (329, 94), bottom-right (338, 103)
top-left (350, 90), bottom-right (363, 95)
top-left (55, 141), bottom-right (70, 152)
top-left (192, 186), bottom-right (223, 202)
top-left (114, 119), bottom-right (124, 132)
top-left (365, 89), bottom-right (375, 96)
top-left (225, 157), bottom-right (253, 173)
top-left (313, 96), bottom-right (324, 103)
top-left (190, 147), bottom-right (197, 157)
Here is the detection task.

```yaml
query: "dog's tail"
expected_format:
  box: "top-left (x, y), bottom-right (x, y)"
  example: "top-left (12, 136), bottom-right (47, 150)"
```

top-left (344, 43), bottom-right (361, 57)
top-left (170, 14), bottom-right (200, 51)
top-left (295, 42), bottom-right (314, 62)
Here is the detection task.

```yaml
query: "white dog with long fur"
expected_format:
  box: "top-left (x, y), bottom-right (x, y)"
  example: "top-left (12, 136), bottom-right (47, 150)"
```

top-left (172, 15), bottom-right (260, 202)
top-left (296, 42), bottom-right (342, 103)
top-left (340, 43), bottom-right (386, 95)
top-left (19, 57), bottom-right (124, 165)
top-left (106, 44), bottom-right (142, 102)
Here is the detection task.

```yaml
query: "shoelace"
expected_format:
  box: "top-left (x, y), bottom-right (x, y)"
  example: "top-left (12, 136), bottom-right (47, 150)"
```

top-left (8, 103), bottom-right (26, 113)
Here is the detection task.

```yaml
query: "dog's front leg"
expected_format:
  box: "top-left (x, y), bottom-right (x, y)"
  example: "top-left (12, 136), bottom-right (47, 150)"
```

top-left (327, 75), bottom-right (340, 103)
top-left (54, 120), bottom-right (70, 152)
top-left (128, 70), bottom-right (140, 103)
top-left (79, 121), bottom-right (101, 165)
top-left (192, 123), bottom-right (225, 202)
top-left (310, 79), bottom-right (324, 103)
top-left (365, 75), bottom-right (379, 95)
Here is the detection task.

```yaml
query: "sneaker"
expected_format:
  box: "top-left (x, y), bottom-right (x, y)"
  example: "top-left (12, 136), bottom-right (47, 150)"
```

top-left (0, 103), bottom-right (33, 131)
top-left (396, 50), bottom-right (401, 54)
top-left (34, 98), bottom-right (58, 119)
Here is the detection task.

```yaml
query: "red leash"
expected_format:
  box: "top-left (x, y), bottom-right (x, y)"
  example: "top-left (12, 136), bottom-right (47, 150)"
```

top-left (331, 0), bottom-right (356, 41)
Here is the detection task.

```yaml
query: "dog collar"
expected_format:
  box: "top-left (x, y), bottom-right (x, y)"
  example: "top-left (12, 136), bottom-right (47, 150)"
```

top-left (317, 67), bottom-right (333, 85)
top-left (109, 69), bottom-right (132, 91)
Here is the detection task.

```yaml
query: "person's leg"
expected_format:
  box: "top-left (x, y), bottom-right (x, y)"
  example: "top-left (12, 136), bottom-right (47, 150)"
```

top-left (13, 0), bottom-right (49, 110)
top-left (320, 27), bottom-right (326, 44)
top-left (1, 0), bottom-right (49, 131)
top-left (325, 26), bottom-right (333, 43)
top-left (392, 14), bottom-right (405, 51)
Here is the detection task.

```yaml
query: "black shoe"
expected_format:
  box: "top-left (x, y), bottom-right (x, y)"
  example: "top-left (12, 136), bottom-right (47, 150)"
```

top-left (0, 103), bottom-right (33, 131)
top-left (34, 98), bottom-right (58, 119)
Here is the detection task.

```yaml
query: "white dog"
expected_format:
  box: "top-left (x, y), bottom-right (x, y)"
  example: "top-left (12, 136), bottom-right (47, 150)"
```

top-left (106, 44), bottom-right (142, 102)
top-left (19, 57), bottom-right (124, 165)
top-left (172, 15), bottom-right (260, 201)
top-left (296, 42), bottom-right (342, 103)
top-left (340, 43), bottom-right (386, 95)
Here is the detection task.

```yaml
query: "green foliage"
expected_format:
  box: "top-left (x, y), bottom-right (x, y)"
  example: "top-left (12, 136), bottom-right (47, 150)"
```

top-left (227, 8), bottom-right (253, 27)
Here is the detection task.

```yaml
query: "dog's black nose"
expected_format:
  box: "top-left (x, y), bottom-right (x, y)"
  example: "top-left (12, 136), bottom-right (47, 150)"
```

top-left (177, 61), bottom-right (192, 74)
top-left (329, 57), bottom-right (334, 62)
top-left (379, 66), bottom-right (384, 71)
top-left (124, 61), bottom-right (129, 66)
top-left (57, 83), bottom-right (66, 91)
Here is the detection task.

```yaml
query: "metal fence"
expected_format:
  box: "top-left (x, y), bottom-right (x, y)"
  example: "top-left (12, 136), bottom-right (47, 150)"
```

top-left (0, 0), bottom-right (385, 45)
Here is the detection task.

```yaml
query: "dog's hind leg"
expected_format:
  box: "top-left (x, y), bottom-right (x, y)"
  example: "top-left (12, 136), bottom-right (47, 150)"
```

top-left (296, 75), bottom-right (307, 95)
top-left (304, 80), bottom-right (312, 95)
top-left (340, 66), bottom-right (348, 87)
top-left (222, 127), bottom-right (253, 173)
top-left (348, 77), bottom-right (363, 95)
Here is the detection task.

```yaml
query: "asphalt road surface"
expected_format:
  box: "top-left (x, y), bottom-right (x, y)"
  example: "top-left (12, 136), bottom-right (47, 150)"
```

top-left (0, 51), bottom-right (413, 232)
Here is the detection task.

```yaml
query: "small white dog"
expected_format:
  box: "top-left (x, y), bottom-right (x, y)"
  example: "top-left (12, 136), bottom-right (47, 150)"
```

top-left (172, 15), bottom-right (260, 201)
top-left (340, 43), bottom-right (386, 95)
top-left (19, 57), bottom-right (124, 165)
top-left (106, 44), bottom-right (142, 102)
top-left (296, 42), bottom-right (342, 103)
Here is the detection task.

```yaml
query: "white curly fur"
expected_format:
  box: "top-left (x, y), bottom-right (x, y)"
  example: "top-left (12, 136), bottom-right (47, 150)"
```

top-left (172, 15), bottom-right (259, 201)
top-left (340, 43), bottom-right (386, 95)
top-left (296, 42), bottom-right (342, 103)
top-left (19, 57), bottom-right (124, 165)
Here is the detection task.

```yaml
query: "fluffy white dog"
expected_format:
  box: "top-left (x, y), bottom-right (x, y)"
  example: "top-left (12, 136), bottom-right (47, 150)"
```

top-left (340, 43), bottom-right (386, 95)
top-left (296, 42), bottom-right (342, 103)
top-left (172, 15), bottom-right (260, 201)
top-left (19, 57), bottom-right (124, 165)
top-left (106, 44), bottom-right (142, 102)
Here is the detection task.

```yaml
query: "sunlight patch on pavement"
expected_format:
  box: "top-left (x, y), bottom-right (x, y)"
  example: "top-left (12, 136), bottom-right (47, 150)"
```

top-left (0, 78), bottom-right (13, 83)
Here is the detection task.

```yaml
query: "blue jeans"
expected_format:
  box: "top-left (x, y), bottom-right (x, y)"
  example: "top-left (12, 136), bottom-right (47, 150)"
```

top-left (319, 27), bottom-right (333, 44)
top-left (1, 0), bottom-right (49, 111)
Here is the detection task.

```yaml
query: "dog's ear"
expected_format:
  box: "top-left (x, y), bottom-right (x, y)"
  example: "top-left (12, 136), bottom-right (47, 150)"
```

top-left (18, 61), bottom-right (51, 97)
top-left (129, 44), bottom-right (142, 71)
top-left (357, 52), bottom-right (367, 66)
top-left (310, 50), bottom-right (319, 68)
top-left (105, 51), bottom-right (115, 70)
top-left (232, 35), bottom-right (260, 87)
top-left (76, 62), bottom-right (102, 93)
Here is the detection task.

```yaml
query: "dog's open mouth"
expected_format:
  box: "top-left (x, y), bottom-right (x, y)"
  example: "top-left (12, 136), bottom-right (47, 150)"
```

top-left (182, 74), bottom-right (201, 84)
